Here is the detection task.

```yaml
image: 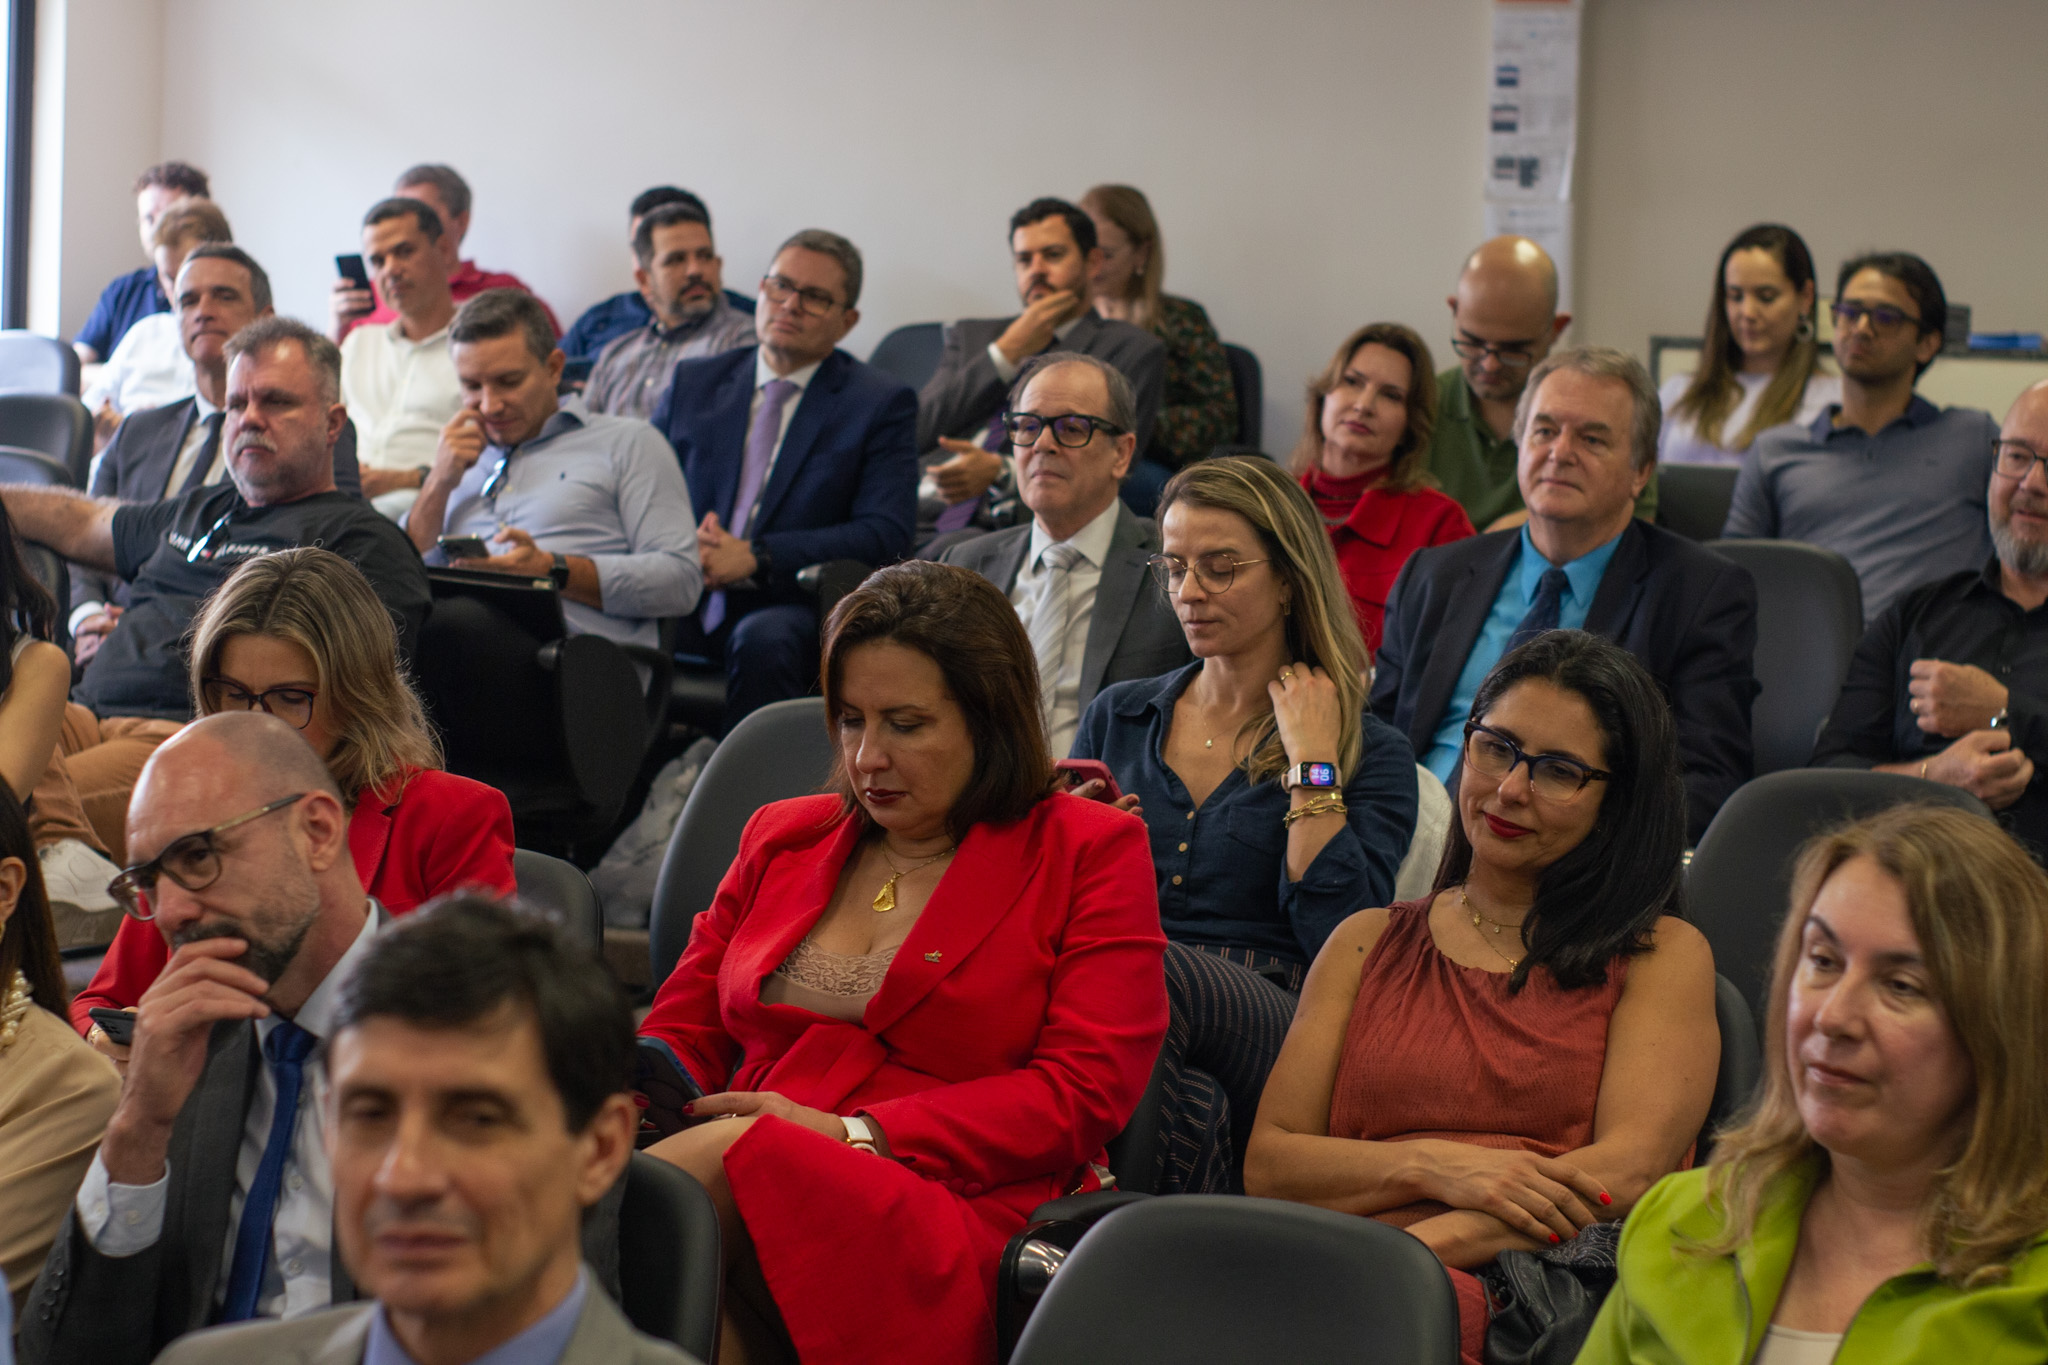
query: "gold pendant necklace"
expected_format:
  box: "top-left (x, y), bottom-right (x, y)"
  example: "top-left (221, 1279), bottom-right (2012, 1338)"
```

top-left (1459, 886), bottom-right (1525, 968)
top-left (872, 844), bottom-right (955, 913)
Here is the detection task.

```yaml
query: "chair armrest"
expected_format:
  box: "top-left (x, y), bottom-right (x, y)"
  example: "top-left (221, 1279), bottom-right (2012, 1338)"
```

top-left (794, 560), bottom-right (872, 617)
top-left (997, 1191), bottom-right (1155, 1362)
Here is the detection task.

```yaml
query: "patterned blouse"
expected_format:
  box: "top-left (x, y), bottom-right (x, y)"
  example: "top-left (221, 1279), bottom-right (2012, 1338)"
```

top-left (1149, 294), bottom-right (1239, 468)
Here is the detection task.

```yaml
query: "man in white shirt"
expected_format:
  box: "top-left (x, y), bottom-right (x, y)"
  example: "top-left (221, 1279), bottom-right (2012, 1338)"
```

top-left (338, 197), bottom-right (461, 520)
top-left (21, 712), bottom-right (384, 1365)
top-left (941, 353), bottom-right (1190, 754)
top-left (83, 200), bottom-right (235, 443)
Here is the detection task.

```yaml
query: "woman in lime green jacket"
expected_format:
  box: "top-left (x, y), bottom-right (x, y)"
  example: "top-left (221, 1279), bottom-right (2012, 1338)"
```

top-left (1578, 805), bottom-right (2048, 1365)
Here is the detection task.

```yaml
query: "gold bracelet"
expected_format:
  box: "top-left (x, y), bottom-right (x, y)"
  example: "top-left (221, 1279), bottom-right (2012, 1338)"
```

top-left (1919, 760), bottom-right (1929, 780)
top-left (1282, 794), bottom-right (1348, 827)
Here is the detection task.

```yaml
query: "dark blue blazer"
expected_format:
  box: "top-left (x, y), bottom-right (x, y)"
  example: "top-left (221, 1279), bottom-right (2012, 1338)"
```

top-left (653, 345), bottom-right (917, 593)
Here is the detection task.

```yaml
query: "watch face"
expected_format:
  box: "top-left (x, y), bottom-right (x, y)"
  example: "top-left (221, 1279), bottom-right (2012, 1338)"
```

top-left (1302, 762), bottom-right (1338, 788)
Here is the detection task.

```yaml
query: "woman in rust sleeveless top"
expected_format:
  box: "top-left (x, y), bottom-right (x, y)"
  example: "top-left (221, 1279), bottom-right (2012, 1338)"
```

top-left (1247, 631), bottom-right (1719, 1363)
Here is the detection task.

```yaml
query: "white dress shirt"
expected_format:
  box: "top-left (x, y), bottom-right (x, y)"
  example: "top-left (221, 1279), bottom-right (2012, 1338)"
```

top-left (76, 906), bottom-right (382, 1321)
top-left (82, 313), bottom-right (196, 415)
top-left (1011, 498), bottom-right (1120, 757)
top-left (738, 350), bottom-right (823, 537)
top-left (340, 319), bottom-right (460, 520)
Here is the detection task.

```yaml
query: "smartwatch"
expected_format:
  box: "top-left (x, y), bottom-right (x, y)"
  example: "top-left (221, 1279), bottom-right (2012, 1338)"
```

top-left (1281, 761), bottom-right (1340, 792)
top-left (843, 1114), bottom-right (880, 1155)
top-left (548, 553), bottom-right (571, 590)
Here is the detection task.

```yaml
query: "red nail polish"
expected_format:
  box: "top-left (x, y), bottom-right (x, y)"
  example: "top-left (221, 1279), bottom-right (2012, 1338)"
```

top-left (1549, 1233), bottom-right (1561, 1244)
top-left (1599, 1192), bottom-right (1612, 1206)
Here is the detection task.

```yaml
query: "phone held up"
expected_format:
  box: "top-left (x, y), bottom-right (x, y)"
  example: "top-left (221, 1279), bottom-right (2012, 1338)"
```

top-left (87, 1007), bottom-right (137, 1047)
top-left (1053, 758), bottom-right (1122, 802)
top-left (335, 254), bottom-right (372, 292)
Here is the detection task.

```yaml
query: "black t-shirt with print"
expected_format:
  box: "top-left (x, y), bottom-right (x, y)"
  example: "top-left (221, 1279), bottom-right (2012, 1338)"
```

top-left (73, 485), bottom-right (430, 720)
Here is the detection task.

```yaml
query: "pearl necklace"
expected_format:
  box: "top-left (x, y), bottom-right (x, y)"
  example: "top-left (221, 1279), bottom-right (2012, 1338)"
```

top-left (0, 971), bottom-right (30, 1052)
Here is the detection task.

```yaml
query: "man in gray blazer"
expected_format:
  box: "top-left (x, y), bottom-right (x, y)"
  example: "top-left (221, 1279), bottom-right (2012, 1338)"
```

top-left (916, 198), bottom-right (1165, 543)
top-left (151, 897), bottom-right (693, 1365)
top-left (942, 353), bottom-right (1190, 756)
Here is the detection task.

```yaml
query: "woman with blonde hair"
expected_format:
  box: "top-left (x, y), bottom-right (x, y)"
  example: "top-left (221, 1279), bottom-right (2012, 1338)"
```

top-left (1291, 322), bottom-right (1474, 650)
top-left (1082, 184), bottom-right (1238, 473)
top-left (70, 548), bottom-right (516, 1051)
top-left (1579, 804), bottom-right (2048, 1363)
top-left (1072, 454), bottom-right (1418, 1191)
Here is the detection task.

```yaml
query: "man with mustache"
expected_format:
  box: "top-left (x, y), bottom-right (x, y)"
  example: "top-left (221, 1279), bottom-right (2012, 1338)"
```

top-left (584, 201), bottom-right (754, 420)
top-left (1812, 380), bottom-right (2048, 852)
top-left (914, 197), bottom-right (1164, 545)
top-left (0, 318), bottom-right (428, 868)
top-left (145, 896), bottom-right (693, 1365)
top-left (1723, 251), bottom-right (2000, 624)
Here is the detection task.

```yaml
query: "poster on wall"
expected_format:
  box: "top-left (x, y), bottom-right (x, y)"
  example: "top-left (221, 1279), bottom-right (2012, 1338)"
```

top-left (1488, 0), bottom-right (1580, 307)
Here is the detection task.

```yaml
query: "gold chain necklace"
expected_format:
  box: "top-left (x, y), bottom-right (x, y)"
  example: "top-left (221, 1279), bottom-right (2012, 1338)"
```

top-left (1458, 886), bottom-right (1525, 969)
top-left (872, 844), bottom-right (955, 913)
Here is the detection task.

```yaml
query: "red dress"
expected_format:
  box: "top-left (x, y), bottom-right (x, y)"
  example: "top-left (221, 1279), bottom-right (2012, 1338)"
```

top-left (1329, 899), bottom-right (1630, 1364)
top-left (68, 768), bottom-right (516, 1032)
top-left (1302, 469), bottom-right (1474, 654)
top-left (640, 792), bottom-right (1167, 1365)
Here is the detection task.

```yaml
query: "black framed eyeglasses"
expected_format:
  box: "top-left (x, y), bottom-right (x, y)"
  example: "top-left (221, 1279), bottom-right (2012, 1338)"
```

top-left (1148, 552), bottom-right (1271, 596)
top-left (1003, 411), bottom-right (1126, 448)
top-left (1449, 335), bottom-right (1542, 369)
top-left (200, 678), bottom-right (317, 730)
top-left (1830, 300), bottom-right (1922, 333)
top-left (1993, 440), bottom-right (2048, 483)
top-left (758, 274), bottom-right (842, 316)
top-left (1462, 723), bottom-right (1609, 803)
top-left (108, 793), bottom-right (307, 920)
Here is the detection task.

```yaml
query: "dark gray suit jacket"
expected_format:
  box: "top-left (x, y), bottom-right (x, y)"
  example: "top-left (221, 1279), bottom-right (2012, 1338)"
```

top-left (916, 311), bottom-right (1166, 456)
top-left (941, 503), bottom-right (1191, 743)
top-left (79, 397), bottom-right (365, 613)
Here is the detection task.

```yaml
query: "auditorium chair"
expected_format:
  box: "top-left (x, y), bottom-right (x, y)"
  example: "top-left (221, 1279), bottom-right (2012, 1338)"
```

top-left (0, 444), bottom-right (74, 487)
top-left (1656, 463), bottom-right (1738, 542)
top-left (1222, 342), bottom-right (1263, 451)
top-left (668, 558), bottom-right (872, 735)
top-left (866, 321), bottom-right (945, 393)
top-left (1686, 769), bottom-right (1992, 1025)
top-left (618, 1151), bottom-right (723, 1362)
top-left (1700, 972), bottom-right (1761, 1163)
top-left (511, 848), bottom-right (602, 949)
top-left (648, 697), bottom-right (837, 985)
top-left (0, 393), bottom-right (93, 486)
top-left (0, 329), bottom-right (81, 397)
top-left (1705, 538), bottom-right (1862, 774)
top-left (1005, 1195), bottom-right (1460, 1365)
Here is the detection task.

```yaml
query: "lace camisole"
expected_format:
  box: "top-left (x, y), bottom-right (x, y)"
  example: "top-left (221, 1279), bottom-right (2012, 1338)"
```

top-left (758, 937), bottom-right (900, 1024)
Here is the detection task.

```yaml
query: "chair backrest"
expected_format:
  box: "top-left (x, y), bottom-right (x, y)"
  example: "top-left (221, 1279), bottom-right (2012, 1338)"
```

top-left (618, 1151), bottom-right (723, 1362)
top-left (1686, 769), bottom-right (1993, 1023)
top-left (511, 848), bottom-right (602, 949)
top-left (0, 330), bottom-right (80, 397)
top-left (1009, 1195), bottom-right (1460, 1365)
top-left (1222, 343), bottom-right (1263, 450)
top-left (0, 393), bottom-right (92, 486)
top-left (0, 445), bottom-right (74, 487)
top-left (868, 322), bottom-right (945, 393)
top-left (1704, 539), bottom-right (1863, 773)
top-left (1698, 972), bottom-right (1762, 1163)
top-left (1656, 463), bottom-right (1739, 542)
top-left (649, 698), bottom-right (837, 984)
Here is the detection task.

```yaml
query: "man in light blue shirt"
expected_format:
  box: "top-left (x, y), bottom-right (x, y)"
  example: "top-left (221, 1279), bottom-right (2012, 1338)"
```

top-left (407, 290), bottom-right (701, 651)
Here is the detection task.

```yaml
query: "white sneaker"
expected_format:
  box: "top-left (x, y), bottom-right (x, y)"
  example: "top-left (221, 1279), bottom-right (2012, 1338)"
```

top-left (39, 839), bottom-right (123, 951)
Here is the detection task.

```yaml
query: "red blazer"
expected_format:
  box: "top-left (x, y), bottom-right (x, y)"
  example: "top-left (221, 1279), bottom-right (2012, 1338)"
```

top-left (1304, 475), bottom-right (1475, 654)
top-left (69, 768), bottom-right (515, 1033)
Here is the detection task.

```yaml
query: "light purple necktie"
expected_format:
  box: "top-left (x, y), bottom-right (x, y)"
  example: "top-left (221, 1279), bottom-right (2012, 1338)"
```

top-left (703, 378), bottom-right (797, 632)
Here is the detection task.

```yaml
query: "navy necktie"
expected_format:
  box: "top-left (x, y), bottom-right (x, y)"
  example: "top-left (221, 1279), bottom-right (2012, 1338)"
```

top-left (1506, 567), bottom-right (1571, 655)
top-left (177, 412), bottom-right (225, 495)
top-left (220, 1019), bottom-right (318, 1322)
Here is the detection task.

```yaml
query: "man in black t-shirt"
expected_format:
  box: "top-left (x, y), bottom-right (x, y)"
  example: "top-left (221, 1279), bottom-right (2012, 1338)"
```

top-left (3, 317), bottom-right (428, 866)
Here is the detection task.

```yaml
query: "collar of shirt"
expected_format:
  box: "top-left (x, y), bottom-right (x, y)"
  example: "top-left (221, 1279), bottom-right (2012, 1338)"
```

top-left (192, 390), bottom-right (220, 421)
top-left (1516, 522), bottom-right (1623, 611)
top-left (448, 260), bottom-right (486, 292)
top-left (384, 319), bottom-right (452, 352)
top-left (1111, 658), bottom-right (1203, 722)
top-left (1811, 392), bottom-right (1942, 441)
top-left (1438, 372), bottom-right (1517, 457)
top-left (261, 899), bottom-right (381, 1048)
top-left (648, 293), bottom-right (735, 344)
top-left (752, 349), bottom-right (823, 395)
top-left (484, 395), bottom-right (592, 468)
top-left (1024, 497), bottom-right (1120, 575)
top-left (365, 1269), bottom-right (589, 1365)
top-left (1052, 314), bottom-right (1083, 344)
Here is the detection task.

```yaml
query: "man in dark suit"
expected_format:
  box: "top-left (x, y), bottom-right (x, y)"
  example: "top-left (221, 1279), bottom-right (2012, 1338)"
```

top-left (1373, 347), bottom-right (1757, 839)
top-left (916, 198), bottom-right (1164, 543)
top-left (653, 228), bottom-right (917, 729)
top-left (941, 353), bottom-right (1189, 755)
top-left (75, 244), bottom-right (363, 665)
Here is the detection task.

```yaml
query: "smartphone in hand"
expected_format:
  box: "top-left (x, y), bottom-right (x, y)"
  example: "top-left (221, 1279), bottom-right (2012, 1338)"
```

top-left (1054, 758), bottom-right (1122, 801)
top-left (335, 254), bottom-right (372, 292)
top-left (87, 1007), bottom-right (137, 1046)
top-left (437, 535), bottom-right (492, 561)
top-left (633, 1037), bottom-right (708, 1147)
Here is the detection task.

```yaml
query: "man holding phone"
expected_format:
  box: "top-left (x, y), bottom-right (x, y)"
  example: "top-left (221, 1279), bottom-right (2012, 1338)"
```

top-left (337, 198), bottom-right (462, 520)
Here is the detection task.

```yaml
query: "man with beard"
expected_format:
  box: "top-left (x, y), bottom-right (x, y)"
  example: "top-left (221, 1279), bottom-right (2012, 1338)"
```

top-left (584, 201), bottom-right (754, 420)
top-left (20, 713), bottom-right (383, 1365)
top-left (0, 317), bottom-right (427, 865)
top-left (1424, 235), bottom-right (1656, 530)
top-left (1811, 380), bottom-right (2048, 854)
top-left (1723, 251), bottom-right (1999, 623)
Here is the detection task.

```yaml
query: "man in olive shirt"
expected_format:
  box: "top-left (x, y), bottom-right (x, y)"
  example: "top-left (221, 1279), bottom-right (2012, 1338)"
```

top-left (1427, 236), bottom-right (1656, 529)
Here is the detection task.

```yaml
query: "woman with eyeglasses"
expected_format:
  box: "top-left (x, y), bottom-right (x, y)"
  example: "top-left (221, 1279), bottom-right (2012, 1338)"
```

top-left (1291, 323), bottom-right (1474, 651)
top-left (1661, 224), bottom-right (1839, 467)
top-left (1070, 455), bottom-right (1419, 1193)
top-left (1245, 630), bottom-right (1716, 1365)
top-left (69, 548), bottom-right (515, 1061)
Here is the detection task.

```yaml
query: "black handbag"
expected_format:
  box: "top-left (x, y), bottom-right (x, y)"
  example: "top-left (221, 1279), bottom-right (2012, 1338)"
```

top-left (1476, 1220), bottom-right (1622, 1365)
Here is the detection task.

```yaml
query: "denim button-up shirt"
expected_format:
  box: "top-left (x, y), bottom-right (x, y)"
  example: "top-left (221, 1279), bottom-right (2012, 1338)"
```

top-left (1072, 661), bottom-right (1419, 964)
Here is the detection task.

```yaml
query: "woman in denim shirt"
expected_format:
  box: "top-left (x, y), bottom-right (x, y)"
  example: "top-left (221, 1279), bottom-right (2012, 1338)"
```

top-left (1072, 457), bottom-right (1418, 1192)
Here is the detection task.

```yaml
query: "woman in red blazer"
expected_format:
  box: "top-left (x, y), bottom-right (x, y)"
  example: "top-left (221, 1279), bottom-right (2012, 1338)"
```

top-left (71, 548), bottom-right (515, 1042)
top-left (641, 562), bottom-right (1167, 1365)
top-left (1293, 323), bottom-right (1474, 654)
